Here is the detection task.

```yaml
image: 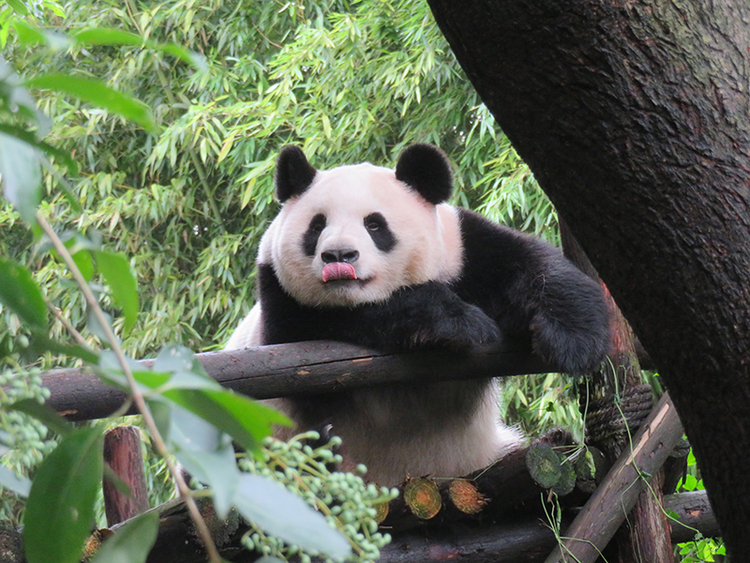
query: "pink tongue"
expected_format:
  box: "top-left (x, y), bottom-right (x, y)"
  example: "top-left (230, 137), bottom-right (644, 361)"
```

top-left (322, 262), bottom-right (357, 282)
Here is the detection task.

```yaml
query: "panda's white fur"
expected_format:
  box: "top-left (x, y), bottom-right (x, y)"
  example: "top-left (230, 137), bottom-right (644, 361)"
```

top-left (260, 163), bottom-right (464, 307)
top-left (225, 144), bottom-right (610, 486)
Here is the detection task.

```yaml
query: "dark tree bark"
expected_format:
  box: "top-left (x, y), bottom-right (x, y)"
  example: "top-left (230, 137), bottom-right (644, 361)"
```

top-left (426, 0), bottom-right (750, 556)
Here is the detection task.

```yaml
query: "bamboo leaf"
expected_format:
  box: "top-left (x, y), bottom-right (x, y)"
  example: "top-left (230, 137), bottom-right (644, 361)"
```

top-left (23, 427), bottom-right (103, 563)
top-left (6, 0), bottom-right (29, 15)
top-left (11, 20), bottom-right (73, 50)
top-left (73, 28), bottom-right (207, 71)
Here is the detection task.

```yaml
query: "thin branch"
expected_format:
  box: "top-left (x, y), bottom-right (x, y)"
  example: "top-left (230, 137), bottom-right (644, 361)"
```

top-left (35, 212), bottom-right (222, 563)
top-left (46, 303), bottom-right (90, 349)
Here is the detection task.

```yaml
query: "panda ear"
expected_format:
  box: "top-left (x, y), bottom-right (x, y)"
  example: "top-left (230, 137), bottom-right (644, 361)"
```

top-left (395, 144), bottom-right (453, 205)
top-left (275, 145), bottom-right (318, 202)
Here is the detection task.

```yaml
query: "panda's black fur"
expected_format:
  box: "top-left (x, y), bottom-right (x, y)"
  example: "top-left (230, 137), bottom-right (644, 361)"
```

top-left (226, 144), bottom-right (611, 485)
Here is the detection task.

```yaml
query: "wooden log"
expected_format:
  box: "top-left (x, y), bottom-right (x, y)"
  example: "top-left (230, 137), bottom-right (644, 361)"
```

top-left (103, 425), bottom-right (150, 527)
top-left (101, 489), bottom-right (716, 563)
top-left (543, 393), bottom-right (684, 563)
top-left (403, 477), bottom-right (442, 519)
top-left (381, 490), bottom-right (718, 563)
top-left (40, 341), bottom-right (550, 421)
top-left (383, 433), bottom-right (583, 532)
top-left (668, 489), bottom-right (721, 543)
top-left (380, 519), bottom-right (570, 563)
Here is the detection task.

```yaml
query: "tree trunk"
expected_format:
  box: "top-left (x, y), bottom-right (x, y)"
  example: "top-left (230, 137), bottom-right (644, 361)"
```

top-left (426, 0), bottom-right (750, 556)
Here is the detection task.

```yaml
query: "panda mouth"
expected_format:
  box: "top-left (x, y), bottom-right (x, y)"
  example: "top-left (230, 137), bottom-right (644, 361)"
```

top-left (322, 262), bottom-right (358, 283)
top-left (321, 262), bottom-right (370, 286)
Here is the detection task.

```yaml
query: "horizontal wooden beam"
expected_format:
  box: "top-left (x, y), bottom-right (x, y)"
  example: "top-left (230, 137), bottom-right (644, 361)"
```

top-left (41, 341), bottom-right (551, 421)
top-left (383, 489), bottom-right (719, 563)
top-left (128, 490), bottom-right (718, 563)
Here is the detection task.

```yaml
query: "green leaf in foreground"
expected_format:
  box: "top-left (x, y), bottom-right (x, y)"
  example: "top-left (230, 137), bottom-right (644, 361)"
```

top-left (0, 132), bottom-right (42, 225)
top-left (25, 74), bottom-right (159, 134)
top-left (163, 387), bottom-right (289, 454)
top-left (93, 250), bottom-right (138, 334)
top-left (0, 124), bottom-right (78, 176)
top-left (235, 473), bottom-right (351, 561)
top-left (0, 257), bottom-right (47, 330)
top-left (24, 427), bottom-right (103, 563)
top-left (144, 345), bottom-right (291, 452)
top-left (170, 406), bottom-right (239, 518)
top-left (90, 511), bottom-right (158, 563)
top-left (6, 0), bottom-right (29, 15)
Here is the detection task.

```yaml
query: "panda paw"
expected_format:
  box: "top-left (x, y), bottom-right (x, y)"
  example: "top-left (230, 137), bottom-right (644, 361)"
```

top-left (413, 303), bottom-right (501, 349)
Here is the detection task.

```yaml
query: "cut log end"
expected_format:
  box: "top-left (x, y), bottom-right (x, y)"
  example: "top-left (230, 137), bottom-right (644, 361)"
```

top-left (448, 479), bottom-right (488, 514)
top-left (403, 477), bottom-right (442, 520)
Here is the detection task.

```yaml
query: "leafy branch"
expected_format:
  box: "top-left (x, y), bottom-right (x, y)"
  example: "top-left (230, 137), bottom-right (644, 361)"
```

top-left (34, 211), bottom-right (224, 563)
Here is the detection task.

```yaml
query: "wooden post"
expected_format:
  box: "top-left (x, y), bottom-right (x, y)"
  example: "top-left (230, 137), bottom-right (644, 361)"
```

top-left (544, 393), bottom-right (684, 563)
top-left (103, 425), bottom-right (150, 527)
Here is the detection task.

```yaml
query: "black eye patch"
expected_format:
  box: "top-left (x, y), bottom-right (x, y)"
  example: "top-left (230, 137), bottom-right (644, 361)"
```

top-left (302, 213), bottom-right (326, 256)
top-left (364, 212), bottom-right (397, 252)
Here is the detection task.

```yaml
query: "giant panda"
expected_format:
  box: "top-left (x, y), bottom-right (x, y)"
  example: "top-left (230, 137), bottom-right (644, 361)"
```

top-left (225, 144), bottom-right (610, 486)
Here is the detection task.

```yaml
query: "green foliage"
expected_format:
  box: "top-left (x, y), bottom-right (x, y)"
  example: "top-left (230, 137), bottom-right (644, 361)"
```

top-left (89, 511), bottom-right (159, 563)
top-left (502, 372), bottom-right (584, 442)
top-left (674, 450), bottom-right (726, 562)
top-left (238, 433), bottom-right (396, 563)
top-left (23, 426), bottom-right (103, 563)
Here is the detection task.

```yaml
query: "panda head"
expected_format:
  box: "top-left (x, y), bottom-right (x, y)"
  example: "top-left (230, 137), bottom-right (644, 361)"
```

top-left (260, 144), bottom-right (464, 307)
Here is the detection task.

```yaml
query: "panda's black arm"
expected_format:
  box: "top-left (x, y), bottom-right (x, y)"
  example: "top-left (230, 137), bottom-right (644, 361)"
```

top-left (524, 253), bottom-right (612, 374)
top-left (454, 209), bottom-right (611, 374)
top-left (257, 264), bottom-right (499, 350)
top-left (354, 281), bottom-right (501, 350)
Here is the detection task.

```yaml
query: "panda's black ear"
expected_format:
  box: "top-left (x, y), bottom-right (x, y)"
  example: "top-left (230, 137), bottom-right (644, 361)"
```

top-left (275, 145), bottom-right (317, 202)
top-left (395, 144), bottom-right (453, 205)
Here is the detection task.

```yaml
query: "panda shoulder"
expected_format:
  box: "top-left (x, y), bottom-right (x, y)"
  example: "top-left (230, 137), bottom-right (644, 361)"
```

top-left (456, 207), bottom-right (538, 247)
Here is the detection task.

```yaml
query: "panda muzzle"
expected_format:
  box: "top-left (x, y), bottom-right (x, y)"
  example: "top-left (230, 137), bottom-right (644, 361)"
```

top-left (321, 262), bottom-right (358, 282)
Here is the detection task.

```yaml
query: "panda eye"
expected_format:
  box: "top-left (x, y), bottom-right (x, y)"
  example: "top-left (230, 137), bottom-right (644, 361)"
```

top-left (364, 213), bottom-right (385, 232)
top-left (308, 214), bottom-right (326, 233)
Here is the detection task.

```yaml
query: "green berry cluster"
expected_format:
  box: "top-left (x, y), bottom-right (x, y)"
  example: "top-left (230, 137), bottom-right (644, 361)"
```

top-left (0, 368), bottom-right (54, 470)
top-left (237, 431), bottom-right (398, 563)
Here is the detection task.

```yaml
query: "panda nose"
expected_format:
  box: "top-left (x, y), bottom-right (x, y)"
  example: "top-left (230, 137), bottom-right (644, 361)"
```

top-left (321, 249), bottom-right (360, 264)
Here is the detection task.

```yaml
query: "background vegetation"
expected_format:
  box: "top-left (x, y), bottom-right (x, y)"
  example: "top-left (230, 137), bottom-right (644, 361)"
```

top-left (0, 0), bottom-right (716, 561)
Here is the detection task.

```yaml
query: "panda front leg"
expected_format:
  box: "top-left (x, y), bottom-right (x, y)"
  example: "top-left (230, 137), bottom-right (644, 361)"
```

top-left (525, 267), bottom-right (612, 375)
top-left (257, 263), bottom-right (500, 351)
top-left (356, 281), bottom-right (501, 351)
